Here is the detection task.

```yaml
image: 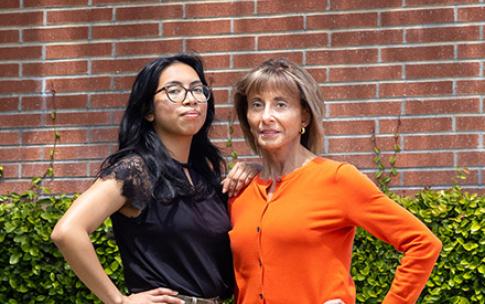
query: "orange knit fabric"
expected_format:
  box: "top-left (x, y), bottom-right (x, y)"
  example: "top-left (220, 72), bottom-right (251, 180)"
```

top-left (229, 157), bottom-right (442, 304)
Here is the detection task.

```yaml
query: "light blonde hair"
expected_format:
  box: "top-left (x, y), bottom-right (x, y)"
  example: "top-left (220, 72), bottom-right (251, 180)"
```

top-left (233, 58), bottom-right (324, 154)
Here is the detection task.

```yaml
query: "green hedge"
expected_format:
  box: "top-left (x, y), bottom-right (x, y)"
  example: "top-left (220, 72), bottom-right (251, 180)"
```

top-left (0, 186), bottom-right (483, 303)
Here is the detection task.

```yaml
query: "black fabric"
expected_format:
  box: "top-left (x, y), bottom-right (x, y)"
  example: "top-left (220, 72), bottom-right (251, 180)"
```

top-left (99, 155), bottom-right (233, 298)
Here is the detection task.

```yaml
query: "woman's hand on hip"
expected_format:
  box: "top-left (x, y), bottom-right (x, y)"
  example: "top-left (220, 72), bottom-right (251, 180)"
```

top-left (123, 287), bottom-right (185, 304)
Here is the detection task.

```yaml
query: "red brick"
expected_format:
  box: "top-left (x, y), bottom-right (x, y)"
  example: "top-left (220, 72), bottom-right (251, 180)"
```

top-left (327, 136), bottom-right (396, 153)
top-left (0, 80), bottom-right (41, 94)
top-left (323, 120), bottom-right (375, 135)
top-left (48, 8), bottom-right (112, 24)
top-left (45, 77), bottom-right (110, 93)
top-left (380, 117), bottom-right (452, 134)
top-left (46, 112), bottom-right (110, 126)
top-left (306, 68), bottom-right (327, 82)
top-left (22, 162), bottom-right (87, 178)
top-left (332, 29), bottom-right (402, 47)
top-left (0, 113), bottom-right (42, 127)
top-left (205, 71), bottom-right (247, 88)
top-left (47, 43), bottom-right (111, 59)
top-left (457, 151), bottom-right (485, 167)
top-left (92, 58), bottom-right (152, 74)
top-left (0, 131), bottom-right (20, 145)
top-left (330, 66), bottom-right (401, 82)
top-left (406, 98), bottom-right (480, 114)
top-left (92, 0), bottom-right (158, 4)
top-left (91, 93), bottom-right (128, 108)
top-left (404, 134), bottom-right (478, 150)
top-left (93, 24), bottom-right (158, 39)
top-left (328, 101), bottom-right (401, 117)
top-left (326, 154), bottom-right (376, 169)
top-left (0, 181), bottom-right (32, 194)
top-left (404, 170), bottom-right (477, 187)
top-left (187, 37), bottom-right (254, 53)
top-left (330, 0), bottom-right (401, 9)
top-left (395, 152), bottom-right (454, 168)
top-left (186, 2), bottom-right (253, 18)
top-left (458, 7), bottom-right (485, 21)
top-left (307, 49), bottom-right (378, 65)
top-left (112, 76), bottom-right (135, 91)
top-left (214, 106), bottom-right (233, 122)
top-left (22, 95), bottom-right (88, 111)
top-left (258, 0), bottom-right (326, 13)
top-left (164, 20), bottom-right (230, 37)
top-left (208, 124), bottom-right (228, 139)
top-left (406, 0), bottom-right (479, 6)
top-left (212, 90), bottom-right (230, 105)
top-left (0, 97), bottom-right (18, 112)
top-left (380, 81), bottom-right (452, 97)
top-left (382, 8), bottom-right (453, 26)
top-left (24, 27), bottom-right (88, 42)
top-left (216, 140), bottom-right (253, 157)
top-left (90, 127), bottom-right (118, 143)
top-left (23, 61), bottom-right (88, 76)
top-left (407, 26), bottom-right (479, 43)
top-left (308, 13), bottom-right (377, 29)
top-left (43, 179), bottom-right (92, 194)
top-left (456, 116), bottom-right (485, 131)
top-left (24, 0), bottom-right (87, 7)
top-left (201, 55), bottom-right (230, 70)
top-left (0, 164), bottom-right (19, 178)
top-left (406, 62), bottom-right (480, 79)
top-left (111, 110), bottom-right (124, 125)
top-left (0, 147), bottom-right (44, 161)
top-left (116, 40), bottom-right (182, 56)
top-left (0, 30), bottom-right (19, 43)
top-left (234, 16), bottom-right (303, 33)
top-left (233, 52), bottom-right (303, 69)
top-left (0, 12), bottom-right (43, 26)
top-left (382, 45), bottom-right (454, 62)
top-left (0, 0), bottom-right (19, 9)
top-left (259, 33), bottom-right (327, 50)
top-left (457, 80), bottom-right (485, 94)
top-left (322, 84), bottom-right (376, 100)
top-left (458, 43), bottom-right (485, 59)
top-left (0, 64), bottom-right (18, 77)
top-left (54, 144), bottom-right (112, 160)
top-left (23, 129), bottom-right (88, 145)
top-left (116, 4), bottom-right (182, 20)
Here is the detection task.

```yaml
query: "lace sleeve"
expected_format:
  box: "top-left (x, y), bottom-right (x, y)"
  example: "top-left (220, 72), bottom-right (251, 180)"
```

top-left (98, 154), bottom-right (152, 211)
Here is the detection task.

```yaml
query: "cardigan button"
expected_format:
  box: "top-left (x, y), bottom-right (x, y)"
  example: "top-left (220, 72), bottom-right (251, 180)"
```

top-left (259, 293), bottom-right (264, 299)
top-left (256, 226), bottom-right (260, 232)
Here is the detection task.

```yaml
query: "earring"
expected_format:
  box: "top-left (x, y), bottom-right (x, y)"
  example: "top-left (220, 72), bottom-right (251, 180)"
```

top-left (300, 127), bottom-right (306, 134)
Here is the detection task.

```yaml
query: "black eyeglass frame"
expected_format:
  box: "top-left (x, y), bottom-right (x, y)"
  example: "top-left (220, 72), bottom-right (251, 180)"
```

top-left (154, 84), bottom-right (211, 104)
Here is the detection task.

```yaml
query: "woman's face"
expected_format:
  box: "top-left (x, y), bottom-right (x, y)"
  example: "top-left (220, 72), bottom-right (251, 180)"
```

top-left (147, 62), bottom-right (208, 141)
top-left (246, 84), bottom-right (308, 153)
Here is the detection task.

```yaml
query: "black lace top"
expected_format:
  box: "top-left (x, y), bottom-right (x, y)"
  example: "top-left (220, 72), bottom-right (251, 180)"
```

top-left (99, 155), bottom-right (233, 298)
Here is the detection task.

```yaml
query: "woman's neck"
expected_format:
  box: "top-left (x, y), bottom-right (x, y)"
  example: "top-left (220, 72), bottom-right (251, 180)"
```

top-left (260, 144), bottom-right (315, 180)
top-left (158, 133), bottom-right (193, 164)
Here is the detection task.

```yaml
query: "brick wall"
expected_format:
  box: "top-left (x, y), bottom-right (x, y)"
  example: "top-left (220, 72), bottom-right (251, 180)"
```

top-left (0, 0), bottom-right (484, 195)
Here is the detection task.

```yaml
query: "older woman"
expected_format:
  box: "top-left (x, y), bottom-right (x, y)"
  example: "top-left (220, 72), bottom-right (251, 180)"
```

top-left (229, 59), bottom-right (442, 304)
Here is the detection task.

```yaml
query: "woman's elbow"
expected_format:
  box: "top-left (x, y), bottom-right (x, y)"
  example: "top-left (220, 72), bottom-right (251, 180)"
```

top-left (50, 222), bottom-right (72, 247)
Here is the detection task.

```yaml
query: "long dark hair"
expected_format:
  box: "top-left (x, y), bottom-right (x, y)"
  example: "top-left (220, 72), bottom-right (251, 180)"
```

top-left (99, 53), bottom-right (225, 204)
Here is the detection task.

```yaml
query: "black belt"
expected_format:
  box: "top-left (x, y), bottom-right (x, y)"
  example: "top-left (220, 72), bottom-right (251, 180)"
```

top-left (176, 294), bottom-right (224, 304)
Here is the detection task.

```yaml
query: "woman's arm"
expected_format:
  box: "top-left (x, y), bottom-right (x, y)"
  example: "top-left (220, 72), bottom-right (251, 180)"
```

top-left (336, 164), bottom-right (442, 304)
top-left (51, 179), bottom-right (183, 304)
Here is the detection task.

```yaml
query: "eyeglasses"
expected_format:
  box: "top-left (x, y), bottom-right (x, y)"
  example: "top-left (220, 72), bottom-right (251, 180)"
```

top-left (155, 84), bottom-right (211, 103)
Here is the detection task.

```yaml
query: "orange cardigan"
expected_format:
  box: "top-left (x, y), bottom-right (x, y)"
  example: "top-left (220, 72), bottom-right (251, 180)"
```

top-left (229, 157), bottom-right (442, 304)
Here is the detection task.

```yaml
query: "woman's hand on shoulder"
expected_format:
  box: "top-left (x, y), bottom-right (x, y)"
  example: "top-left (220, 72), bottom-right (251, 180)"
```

top-left (122, 288), bottom-right (184, 304)
top-left (222, 161), bottom-right (262, 197)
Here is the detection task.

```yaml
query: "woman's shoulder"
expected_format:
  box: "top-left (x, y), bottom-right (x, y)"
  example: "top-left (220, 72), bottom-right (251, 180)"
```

top-left (99, 153), bottom-right (149, 181)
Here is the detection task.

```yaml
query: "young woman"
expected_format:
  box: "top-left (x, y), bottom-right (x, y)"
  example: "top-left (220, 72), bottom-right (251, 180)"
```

top-left (51, 53), bottom-right (255, 304)
top-left (229, 59), bottom-right (442, 304)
